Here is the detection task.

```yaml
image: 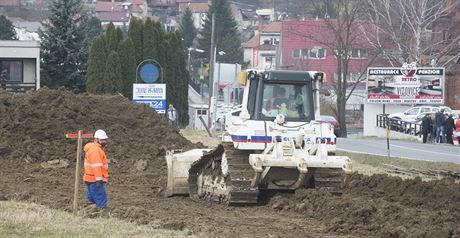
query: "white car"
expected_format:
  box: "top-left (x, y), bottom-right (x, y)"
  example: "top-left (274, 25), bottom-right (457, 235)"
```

top-left (389, 106), bottom-right (439, 122)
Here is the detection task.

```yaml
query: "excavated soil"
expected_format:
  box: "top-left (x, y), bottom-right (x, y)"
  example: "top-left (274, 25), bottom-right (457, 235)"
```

top-left (0, 89), bottom-right (459, 238)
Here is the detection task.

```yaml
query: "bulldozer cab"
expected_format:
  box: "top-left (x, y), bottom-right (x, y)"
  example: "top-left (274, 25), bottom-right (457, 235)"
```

top-left (242, 70), bottom-right (322, 123)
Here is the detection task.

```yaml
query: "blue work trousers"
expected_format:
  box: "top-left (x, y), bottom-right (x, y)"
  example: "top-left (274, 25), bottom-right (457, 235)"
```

top-left (86, 182), bottom-right (108, 208)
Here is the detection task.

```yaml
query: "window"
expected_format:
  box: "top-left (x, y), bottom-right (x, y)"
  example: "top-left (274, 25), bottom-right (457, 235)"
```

top-left (261, 83), bottom-right (312, 120)
top-left (197, 109), bottom-right (207, 115)
top-left (0, 60), bottom-right (23, 82)
top-left (348, 72), bottom-right (362, 82)
top-left (350, 49), bottom-right (368, 59)
top-left (317, 48), bottom-right (325, 58)
top-left (294, 47), bottom-right (326, 59)
top-left (405, 108), bottom-right (419, 115)
top-left (293, 49), bottom-right (301, 58)
top-left (420, 108), bottom-right (430, 114)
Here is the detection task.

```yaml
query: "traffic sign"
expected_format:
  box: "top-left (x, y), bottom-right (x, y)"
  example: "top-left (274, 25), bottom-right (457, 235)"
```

top-left (139, 63), bottom-right (160, 83)
top-left (133, 83), bottom-right (167, 113)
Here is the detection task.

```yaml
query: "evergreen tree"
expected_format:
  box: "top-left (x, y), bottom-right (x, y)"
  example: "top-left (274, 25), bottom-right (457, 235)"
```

top-left (39, 0), bottom-right (87, 92)
top-left (128, 17), bottom-right (144, 64)
top-left (180, 7), bottom-right (196, 49)
top-left (117, 38), bottom-right (136, 98)
top-left (154, 21), bottom-right (166, 64)
top-left (0, 15), bottom-right (17, 40)
top-left (79, 16), bottom-right (103, 83)
top-left (80, 16), bottom-right (103, 44)
top-left (105, 23), bottom-right (120, 52)
top-left (198, 0), bottom-right (243, 64)
top-left (103, 50), bottom-right (123, 94)
top-left (142, 18), bottom-right (156, 60)
top-left (172, 31), bottom-right (189, 126)
top-left (86, 35), bottom-right (107, 94)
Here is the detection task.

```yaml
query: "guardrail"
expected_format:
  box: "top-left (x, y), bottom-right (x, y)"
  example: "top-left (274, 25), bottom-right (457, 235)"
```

top-left (0, 81), bottom-right (36, 92)
top-left (376, 114), bottom-right (422, 136)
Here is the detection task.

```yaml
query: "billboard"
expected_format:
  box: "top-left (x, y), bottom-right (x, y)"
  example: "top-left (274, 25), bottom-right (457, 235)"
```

top-left (367, 64), bottom-right (444, 104)
top-left (133, 83), bottom-right (166, 113)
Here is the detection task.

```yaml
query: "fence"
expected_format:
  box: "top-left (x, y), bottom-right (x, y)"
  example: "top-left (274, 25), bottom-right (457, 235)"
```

top-left (0, 81), bottom-right (36, 92)
top-left (376, 114), bottom-right (422, 136)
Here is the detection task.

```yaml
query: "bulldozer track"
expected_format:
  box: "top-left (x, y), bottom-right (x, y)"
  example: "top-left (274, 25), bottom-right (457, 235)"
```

top-left (188, 142), bottom-right (259, 205)
top-left (311, 168), bottom-right (347, 195)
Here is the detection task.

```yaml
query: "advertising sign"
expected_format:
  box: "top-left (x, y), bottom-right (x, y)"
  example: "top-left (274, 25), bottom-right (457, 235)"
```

top-left (367, 63), bottom-right (444, 104)
top-left (133, 84), bottom-right (166, 113)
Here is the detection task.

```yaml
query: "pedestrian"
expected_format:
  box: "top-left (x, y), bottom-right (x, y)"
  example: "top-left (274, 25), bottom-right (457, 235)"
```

top-left (434, 109), bottom-right (445, 143)
top-left (445, 113), bottom-right (455, 145)
top-left (167, 104), bottom-right (177, 126)
top-left (455, 118), bottom-right (460, 146)
top-left (83, 129), bottom-right (109, 209)
top-left (421, 113), bottom-right (432, 143)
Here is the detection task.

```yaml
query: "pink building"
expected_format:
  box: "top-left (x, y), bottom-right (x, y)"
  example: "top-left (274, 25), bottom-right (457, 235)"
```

top-left (280, 20), bottom-right (386, 86)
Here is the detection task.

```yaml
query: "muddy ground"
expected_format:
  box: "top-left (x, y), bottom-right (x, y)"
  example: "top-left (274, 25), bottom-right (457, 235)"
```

top-left (0, 89), bottom-right (459, 238)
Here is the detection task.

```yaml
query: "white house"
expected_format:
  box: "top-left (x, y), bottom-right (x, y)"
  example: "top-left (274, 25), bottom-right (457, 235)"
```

top-left (0, 40), bottom-right (40, 91)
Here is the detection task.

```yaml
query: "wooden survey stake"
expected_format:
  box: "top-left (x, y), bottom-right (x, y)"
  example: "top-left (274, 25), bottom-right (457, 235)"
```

top-left (66, 131), bottom-right (93, 215)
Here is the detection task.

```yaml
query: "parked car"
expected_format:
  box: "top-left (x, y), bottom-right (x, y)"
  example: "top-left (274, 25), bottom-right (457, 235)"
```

top-left (318, 115), bottom-right (340, 136)
top-left (389, 106), bottom-right (458, 123)
top-left (389, 106), bottom-right (439, 122)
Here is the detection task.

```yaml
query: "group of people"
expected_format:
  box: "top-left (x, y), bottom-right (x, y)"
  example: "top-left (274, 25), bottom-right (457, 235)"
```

top-left (421, 109), bottom-right (460, 145)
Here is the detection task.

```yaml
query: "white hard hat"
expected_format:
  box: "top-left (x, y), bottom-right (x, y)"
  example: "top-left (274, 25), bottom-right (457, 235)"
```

top-left (94, 129), bottom-right (108, 139)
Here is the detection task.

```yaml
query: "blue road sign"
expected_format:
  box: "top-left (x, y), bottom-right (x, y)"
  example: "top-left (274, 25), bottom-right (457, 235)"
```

top-left (139, 63), bottom-right (160, 83)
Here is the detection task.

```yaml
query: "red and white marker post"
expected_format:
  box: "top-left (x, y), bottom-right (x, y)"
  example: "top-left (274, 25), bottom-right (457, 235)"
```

top-left (65, 131), bottom-right (93, 215)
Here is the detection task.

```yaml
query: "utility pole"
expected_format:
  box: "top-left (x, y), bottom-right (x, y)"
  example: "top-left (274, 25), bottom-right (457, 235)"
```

top-left (208, 13), bottom-right (215, 129)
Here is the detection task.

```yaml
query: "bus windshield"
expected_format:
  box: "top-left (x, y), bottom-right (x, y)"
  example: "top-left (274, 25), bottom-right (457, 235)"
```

top-left (260, 83), bottom-right (313, 120)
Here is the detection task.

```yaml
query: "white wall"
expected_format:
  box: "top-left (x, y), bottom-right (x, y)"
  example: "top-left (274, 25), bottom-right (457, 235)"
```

top-left (363, 103), bottom-right (411, 137)
top-left (243, 48), bottom-right (253, 67)
top-left (23, 59), bottom-right (37, 84)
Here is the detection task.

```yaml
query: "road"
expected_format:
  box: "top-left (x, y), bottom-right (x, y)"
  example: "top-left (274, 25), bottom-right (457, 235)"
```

top-left (337, 138), bottom-right (460, 164)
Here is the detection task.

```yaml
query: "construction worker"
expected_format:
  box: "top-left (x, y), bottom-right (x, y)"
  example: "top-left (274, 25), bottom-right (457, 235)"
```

top-left (83, 129), bottom-right (109, 209)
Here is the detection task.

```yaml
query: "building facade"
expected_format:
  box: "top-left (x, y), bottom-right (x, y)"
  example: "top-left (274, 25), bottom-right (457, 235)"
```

top-left (0, 40), bottom-right (40, 91)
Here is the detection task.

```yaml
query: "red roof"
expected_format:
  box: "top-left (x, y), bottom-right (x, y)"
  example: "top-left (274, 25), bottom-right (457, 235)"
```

top-left (95, 1), bottom-right (143, 13)
top-left (243, 34), bottom-right (259, 48)
top-left (262, 21), bottom-right (281, 33)
top-left (188, 3), bottom-right (209, 13)
top-left (128, 0), bottom-right (145, 5)
top-left (0, 0), bottom-right (20, 6)
top-left (97, 12), bottom-right (130, 22)
top-left (96, 2), bottom-right (122, 12)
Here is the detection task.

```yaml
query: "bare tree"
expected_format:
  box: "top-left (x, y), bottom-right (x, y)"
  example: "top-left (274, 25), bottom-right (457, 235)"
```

top-left (287, 0), bottom-right (381, 137)
top-left (364, 0), bottom-right (460, 67)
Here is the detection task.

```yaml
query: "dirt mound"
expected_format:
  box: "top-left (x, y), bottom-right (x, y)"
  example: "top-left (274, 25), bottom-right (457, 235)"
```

top-left (268, 173), bottom-right (460, 237)
top-left (0, 87), bottom-right (195, 157)
top-left (0, 88), bottom-right (195, 186)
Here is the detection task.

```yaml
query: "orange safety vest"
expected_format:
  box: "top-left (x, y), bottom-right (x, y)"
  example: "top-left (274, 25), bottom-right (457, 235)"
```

top-left (83, 142), bottom-right (108, 183)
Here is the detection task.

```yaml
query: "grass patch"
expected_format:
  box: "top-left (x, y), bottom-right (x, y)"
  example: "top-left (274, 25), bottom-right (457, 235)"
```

top-left (0, 201), bottom-right (192, 238)
top-left (338, 150), bottom-right (460, 179)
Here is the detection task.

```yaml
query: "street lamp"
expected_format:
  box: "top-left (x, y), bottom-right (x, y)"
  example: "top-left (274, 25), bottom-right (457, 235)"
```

top-left (211, 49), bottom-right (226, 130)
top-left (187, 47), bottom-right (205, 74)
